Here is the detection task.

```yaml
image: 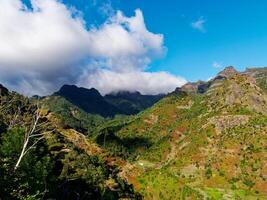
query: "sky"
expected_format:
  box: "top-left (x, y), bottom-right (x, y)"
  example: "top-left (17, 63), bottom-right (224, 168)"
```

top-left (1, 0), bottom-right (267, 96)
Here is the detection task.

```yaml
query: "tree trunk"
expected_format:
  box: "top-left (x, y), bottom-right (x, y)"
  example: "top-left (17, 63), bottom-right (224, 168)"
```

top-left (14, 136), bottom-right (29, 171)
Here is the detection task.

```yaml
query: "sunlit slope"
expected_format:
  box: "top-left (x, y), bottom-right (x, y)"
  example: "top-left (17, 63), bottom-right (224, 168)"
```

top-left (104, 70), bottom-right (267, 199)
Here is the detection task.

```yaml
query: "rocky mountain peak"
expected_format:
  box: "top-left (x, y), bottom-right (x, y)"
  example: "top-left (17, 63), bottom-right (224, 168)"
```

top-left (180, 82), bottom-right (199, 93)
top-left (217, 66), bottom-right (239, 78)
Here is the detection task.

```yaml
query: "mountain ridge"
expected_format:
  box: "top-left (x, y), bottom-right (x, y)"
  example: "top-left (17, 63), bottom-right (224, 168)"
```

top-left (52, 84), bottom-right (165, 117)
top-left (54, 84), bottom-right (123, 118)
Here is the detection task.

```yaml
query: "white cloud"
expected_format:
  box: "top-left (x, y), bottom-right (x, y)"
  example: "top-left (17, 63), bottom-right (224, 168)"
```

top-left (0, 0), bottom-right (185, 96)
top-left (78, 69), bottom-right (187, 95)
top-left (191, 17), bottom-right (206, 32)
top-left (212, 61), bottom-right (223, 68)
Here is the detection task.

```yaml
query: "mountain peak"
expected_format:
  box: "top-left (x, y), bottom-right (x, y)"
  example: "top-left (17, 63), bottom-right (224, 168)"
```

top-left (217, 66), bottom-right (239, 78)
top-left (59, 85), bottom-right (101, 96)
top-left (54, 84), bottom-right (123, 117)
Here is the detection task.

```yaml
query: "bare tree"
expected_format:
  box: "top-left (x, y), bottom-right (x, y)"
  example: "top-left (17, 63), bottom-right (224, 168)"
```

top-left (0, 94), bottom-right (53, 170)
top-left (14, 102), bottom-right (53, 171)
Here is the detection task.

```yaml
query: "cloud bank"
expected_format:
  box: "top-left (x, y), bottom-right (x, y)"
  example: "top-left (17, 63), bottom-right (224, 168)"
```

top-left (0, 0), bottom-right (186, 96)
top-left (79, 69), bottom-right (186, 95)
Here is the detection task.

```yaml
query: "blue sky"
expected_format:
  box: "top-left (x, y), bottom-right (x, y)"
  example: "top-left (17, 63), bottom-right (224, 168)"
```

top-left (56, 0), bottom-right (267, 81)
top-left (2, 0), bottom-right (267, 95)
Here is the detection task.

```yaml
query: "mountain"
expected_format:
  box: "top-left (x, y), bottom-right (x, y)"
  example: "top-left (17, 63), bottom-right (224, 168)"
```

top-left (217, 66), bottom-right (239, 78)
top-left (54, 84), bottom-right (123, 118)
top-left (95, 67), bottom-right (267, 199)
top-left (52, 84), bottom-right (164, 117)
top-left (104, 91), bottom-right (164, 115)
top-left (177, 66), bottom-right (240, 94)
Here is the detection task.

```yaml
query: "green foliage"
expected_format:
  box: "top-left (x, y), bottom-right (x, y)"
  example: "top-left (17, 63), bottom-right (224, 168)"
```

top-left (0, 128), bottom-right (24, 161)
top-left (0, 128), bottom-right (55, 200)
top-left (205, 168), bottom-right (213, 179)
top-left (60, 151), bottom-right (108, 186)
top-left (243, 179), bottom-right (255, 188)
top-left (180, 185), bottom-right (204, 199)
top-left (43, 96), bottom-right (105, 134)
top-left (0, 93), bottom-right (140, 199)
top-left (205, 188), bottom-right (223, 199)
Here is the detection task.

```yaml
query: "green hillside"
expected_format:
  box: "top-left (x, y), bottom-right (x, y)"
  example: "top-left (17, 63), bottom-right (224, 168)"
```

top-left (42, 95), bottom-right (105, 135)
top-left (96, 67), bottom-right (267, 199)
top-left (0, 86), bottom-right (140, 199)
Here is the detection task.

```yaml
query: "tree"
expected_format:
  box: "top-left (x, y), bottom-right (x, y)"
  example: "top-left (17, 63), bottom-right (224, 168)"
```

top-left (14, 101), bottom-right (53, 171)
